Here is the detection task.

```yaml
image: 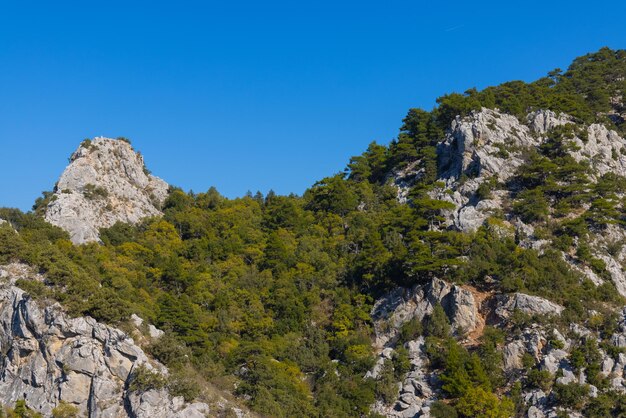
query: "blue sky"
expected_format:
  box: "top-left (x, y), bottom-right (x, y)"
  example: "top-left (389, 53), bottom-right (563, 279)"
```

top-left (1, 1), bottom-right (625, 211)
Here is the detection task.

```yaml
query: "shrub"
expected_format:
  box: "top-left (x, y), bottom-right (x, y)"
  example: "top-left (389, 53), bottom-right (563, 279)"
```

top-left (398, 317), bottom-right (423, 343)
top-left (9, 400), bottom-right (42, 418)
top-left (375, 359), bottom-right (398, 404)
top-left (431, 400), bottom-right (458, 418)
top-left (128, 364), bottom-right (166, 392)
top-left (82, 184), bottom-right (109, 200)
top-left (526, 369), bottom-right (553, 391)
top-left (553, 382), bottom-right (589, 410)
top-left (51, 402), bottom-right (79, 418)
top-left (455, 387), bottom-right (515, 418)
top-left (425, 305), bottom-right (451, 338)
top-left (392, 346), bottom-right (411, 379)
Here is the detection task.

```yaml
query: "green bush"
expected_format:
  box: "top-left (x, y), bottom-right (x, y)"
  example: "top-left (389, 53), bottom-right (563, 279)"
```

top-left (82, 184), bottom-right (109, 200)
top-left (553, 382), bottom-right (589, 410)
top-left (128, 364), bottom-right (166, 392)
top-left (51, 402), bottom-right (79, 418)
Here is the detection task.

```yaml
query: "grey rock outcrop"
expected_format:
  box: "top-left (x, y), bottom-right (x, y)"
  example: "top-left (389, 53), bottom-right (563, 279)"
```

top-left (408, 107), bottom-right (626, 234)
top-left (495, 293), bottom-right (564, 320)
top-left (45, 138), bottom-right (169, 244)
top-left (371, 337), bottom-right (433, 418)
top-left (569, 123), bottom-right (626, 178)
top-left (371, 278), bottom-right (479, 350)
top-left (527, 109), bottom-right (572, 134)
top-left (589, 224), bottom-right (626, 297)
top-left (430, 108), bottom-right (551, 232)
top-left (503, 340), bottom-right (526, 370)
top-left (0, 263), bottom-right (231, 417)
top-left (438, 108), bottom-right (539, 183)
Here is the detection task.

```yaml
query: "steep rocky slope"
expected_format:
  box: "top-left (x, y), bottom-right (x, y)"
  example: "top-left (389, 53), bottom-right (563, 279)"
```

top-left (44, 137), bottom-right (169, 244)
top-left (0, 263), bottom-right (247, 418)
top-left (2, 48), bottom-right (625, 418)
top-left (426, 108), bottom-right (626, 234)
top-left (368, 106), bottom-right (626, 417)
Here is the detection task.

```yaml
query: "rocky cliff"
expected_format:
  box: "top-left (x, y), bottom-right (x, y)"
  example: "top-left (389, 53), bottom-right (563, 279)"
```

top-left (0, 263), bottom-right (246, 418)
top-left (44, 138), bottom-right (169, 244)
top-left (369, 106), bottom-right (626, 417)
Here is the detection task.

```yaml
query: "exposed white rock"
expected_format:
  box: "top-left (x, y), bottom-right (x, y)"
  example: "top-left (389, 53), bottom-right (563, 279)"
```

top-left (371, 337), bottom-right (433, 418)
top-left (0, 263), bottom-right (245, 417)
top-left (495, 293), bottom-right (564, 320)
top-left (371, 278), bottom-right (479, 350)
top-left (590, 224), bottom-right (626, 296)
top-left (515, 220), bottom-right (551, 254)
top-left (527, 109), bottom-right (572, 134)
top-left (569, 123), bottom-right (626, 178)
top-left (45, 137), bottom-right (169, 244)
top-left (391, 160), bottom-right (425, 204)
top-left (130, 313), bottom-right (164, 340)
top-left (455, 199), bottom-right (500, 232)
top-left (131, 313), bottom-right (144, 327)
top-left (527, 405), bottom-right (546, 418)
top-left (551, 328), bottom-right (570, 351)
top-left (438, 108), bottom-right (538, 182)
top-left (503, 340), bottom-right (526, 370)
top-left (556, 368), bottom-right (577, 385)
top-left (148, 324), bottom-right (165, 339)
top-left (541, 349), bottom-right (568, 374)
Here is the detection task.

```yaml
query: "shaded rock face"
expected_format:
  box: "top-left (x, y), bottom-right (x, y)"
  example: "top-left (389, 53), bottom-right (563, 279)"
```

top-left (0, 264), bottom-right (214, 418)
top-left (45, 138), bottom-right (169, 244)
top-left (371, 278), bottom-right (479, 350)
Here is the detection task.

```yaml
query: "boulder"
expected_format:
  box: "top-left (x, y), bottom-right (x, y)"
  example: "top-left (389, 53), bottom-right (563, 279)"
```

top-left (495, 293), bottom-right (564, 320)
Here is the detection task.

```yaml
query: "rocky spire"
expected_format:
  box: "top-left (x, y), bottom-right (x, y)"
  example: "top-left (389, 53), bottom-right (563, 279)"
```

top-left (44, 137), bottom-right (169, 244)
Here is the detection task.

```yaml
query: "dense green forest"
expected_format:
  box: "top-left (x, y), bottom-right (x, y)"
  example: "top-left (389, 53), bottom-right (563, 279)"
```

top-left (2, 47), bottom-right (626, 417)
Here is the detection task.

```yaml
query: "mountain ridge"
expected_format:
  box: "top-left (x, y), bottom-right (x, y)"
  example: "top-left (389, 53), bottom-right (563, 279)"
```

top-left (1, 47), bottom-right (626, 418)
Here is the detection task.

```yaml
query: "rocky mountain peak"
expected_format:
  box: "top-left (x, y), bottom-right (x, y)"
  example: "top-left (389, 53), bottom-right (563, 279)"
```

top-left (44, 137), bottom-right (169, 244)
top-left (416, 108), bottom-right (626, 232)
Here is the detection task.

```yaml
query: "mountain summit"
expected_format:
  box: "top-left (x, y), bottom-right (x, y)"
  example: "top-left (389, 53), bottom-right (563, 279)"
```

top-left (43, 137), bottom-right (169, 244)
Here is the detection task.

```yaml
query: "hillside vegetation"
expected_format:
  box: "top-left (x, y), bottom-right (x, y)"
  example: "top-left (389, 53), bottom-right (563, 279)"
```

top-left (2, 47), bottom-right (626, 417)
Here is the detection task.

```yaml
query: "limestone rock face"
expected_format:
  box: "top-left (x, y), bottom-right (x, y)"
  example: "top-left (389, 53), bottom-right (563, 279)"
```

top-left (432, 108), bottom-right (544, 232)
top-left (0, 263), bottom-right (220, 418)
top-left (44, 138), bottom-right (169, 244)
top-left (438, 108), bottom-right (540, 183)
top-left (371, 278), bottom-right (479, 350)
top-left (370, 337), bottom-right (433, 418)
top-left (404, 108), bottom-right (626, 233)
top-left (569, 123), bottom-right (626, 178)
top-left (495, 293), bottom-right (564, 319)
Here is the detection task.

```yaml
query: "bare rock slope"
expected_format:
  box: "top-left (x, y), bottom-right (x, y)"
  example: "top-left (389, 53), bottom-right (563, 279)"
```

top-left (44, 138), bottom-right (169, 244)
top-left (0, 263), bottom-right (246, 418)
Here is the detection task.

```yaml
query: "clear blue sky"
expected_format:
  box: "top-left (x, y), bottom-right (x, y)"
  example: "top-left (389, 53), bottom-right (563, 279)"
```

top-left (1, 1), bottom-right (625, 211)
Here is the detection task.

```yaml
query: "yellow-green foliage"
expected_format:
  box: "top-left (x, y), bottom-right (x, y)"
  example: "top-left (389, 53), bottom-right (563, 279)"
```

top-left (51, 402), bottom-right (79, 418)
top-left (2, 48), bottom-right (626, 417)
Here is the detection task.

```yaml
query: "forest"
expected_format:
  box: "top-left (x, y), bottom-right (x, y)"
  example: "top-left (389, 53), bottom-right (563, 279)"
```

top-left (1, 47), bottom-right (626, 417)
